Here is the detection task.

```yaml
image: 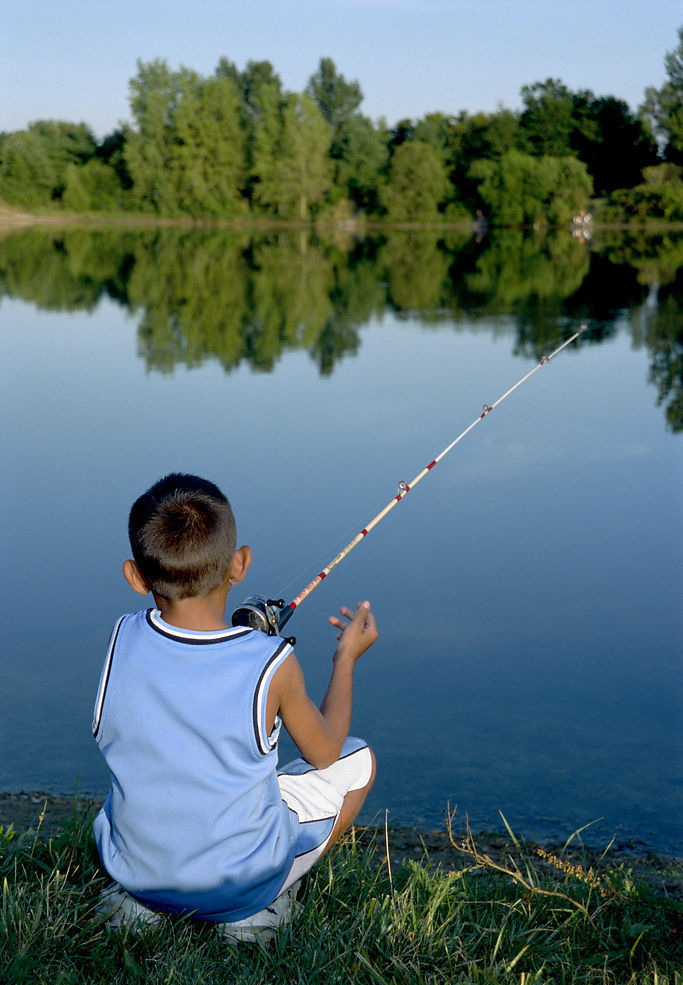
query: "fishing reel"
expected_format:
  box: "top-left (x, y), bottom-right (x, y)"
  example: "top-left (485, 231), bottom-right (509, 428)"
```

top-left (231, 595), bottom-right (295, 645)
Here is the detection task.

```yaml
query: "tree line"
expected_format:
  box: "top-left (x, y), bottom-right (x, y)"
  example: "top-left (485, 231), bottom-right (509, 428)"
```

top-left (0, 28), bottom-right (681, 225)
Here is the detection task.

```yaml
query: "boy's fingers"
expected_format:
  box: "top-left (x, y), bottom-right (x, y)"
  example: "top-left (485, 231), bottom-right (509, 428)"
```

top-left (344, 601), bottom-right (368, 621)
top-left (362, 609), bottom-right (376, 630)
top-left (329, 605), bottom-right (355, 626)
top-left (329, 602), bottom-right (374, 633)
top-left (353, 602), bottom-right (373, 626)
top-left (362, 615), bottom-right (377, 640)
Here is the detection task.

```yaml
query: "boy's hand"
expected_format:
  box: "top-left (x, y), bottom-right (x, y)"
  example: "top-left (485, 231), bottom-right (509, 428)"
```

top-left (328, 601), bottom-right (378, 663)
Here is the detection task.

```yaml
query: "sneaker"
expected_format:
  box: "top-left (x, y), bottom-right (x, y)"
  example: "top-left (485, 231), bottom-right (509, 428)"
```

top-left (96, 882), bottom-right (164, 932)
top-left (217, 881), bottom-right (302, 944)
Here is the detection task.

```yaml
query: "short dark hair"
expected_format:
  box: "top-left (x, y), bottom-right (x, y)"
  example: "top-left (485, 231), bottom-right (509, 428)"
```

top-left (128, 473), bottom-right (236, 601)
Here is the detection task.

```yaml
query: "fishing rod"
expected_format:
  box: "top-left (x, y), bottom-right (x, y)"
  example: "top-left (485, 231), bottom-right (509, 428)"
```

top-left (232, 325), bottom-right (589, 641)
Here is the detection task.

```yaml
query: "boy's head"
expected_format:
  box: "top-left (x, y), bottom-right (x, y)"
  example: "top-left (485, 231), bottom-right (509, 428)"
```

top-left (127, 473), bottom-right (237, 601)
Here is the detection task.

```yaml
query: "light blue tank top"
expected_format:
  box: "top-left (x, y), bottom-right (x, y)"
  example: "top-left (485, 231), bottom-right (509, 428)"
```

top-left (92, 608), bottom-right (297, 921)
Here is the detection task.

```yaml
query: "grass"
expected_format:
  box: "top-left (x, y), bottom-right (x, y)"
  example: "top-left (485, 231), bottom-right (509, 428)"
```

top-left (0, 803), bottom-right (681, 985)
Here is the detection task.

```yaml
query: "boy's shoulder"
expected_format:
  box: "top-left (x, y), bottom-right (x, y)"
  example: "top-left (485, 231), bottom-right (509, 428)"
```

top-left (111, 609), bottom-right (293, 660)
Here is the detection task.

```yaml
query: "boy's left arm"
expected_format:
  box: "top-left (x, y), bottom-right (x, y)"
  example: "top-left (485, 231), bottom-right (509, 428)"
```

top-left (267, 602), bottom-right (377, 769)
top-left (270, 653), bottom-right (345, 769)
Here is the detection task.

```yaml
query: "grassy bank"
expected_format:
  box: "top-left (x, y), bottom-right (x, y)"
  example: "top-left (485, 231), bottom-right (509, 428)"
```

top-left (2, 198), bottom-right (682, 233)
top-left (1, 802), bottom-right (681, 985)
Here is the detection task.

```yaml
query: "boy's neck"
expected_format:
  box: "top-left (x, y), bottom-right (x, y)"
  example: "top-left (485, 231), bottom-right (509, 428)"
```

top-left (153, 588), bottom-right (231, 632)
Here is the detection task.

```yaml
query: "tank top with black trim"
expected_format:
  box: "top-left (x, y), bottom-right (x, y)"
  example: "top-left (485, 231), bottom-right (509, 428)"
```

top-left (92, 607), bottom-right (297, 921)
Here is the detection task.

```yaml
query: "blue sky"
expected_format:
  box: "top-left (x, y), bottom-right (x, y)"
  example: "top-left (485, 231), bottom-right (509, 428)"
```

top-left (3, 0), bottom-right (681, 139)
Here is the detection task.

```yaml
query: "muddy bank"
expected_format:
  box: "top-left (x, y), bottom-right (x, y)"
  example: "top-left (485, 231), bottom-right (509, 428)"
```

top-left (0, 791), bottom-right (99, 836)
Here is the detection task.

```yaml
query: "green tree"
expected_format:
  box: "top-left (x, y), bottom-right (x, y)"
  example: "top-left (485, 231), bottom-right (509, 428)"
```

top-left (520, 79), bottom-right (575, 157)
top-left (334, 113), bottom-right (389, 212)
top-left (257, 94), bottom-right (333, 219)
top-left (124, 60), bottom-right (248, 216)
top-left (306, 58), bottom-right (387, 211)
top-left (306, 57), bottom-right (363, 153)
top-left (602, 163), bottom-right (683, 222)
top-left (434, 109), bottom-right (524, 213)
top-left (413, 113), bottom-right (452, 166)
top-left (242, 63), bottom-right (288, 211)
top-left (0, 130), bottom-right (56, 207)
top-left (411, 112), bottom-right (477, 219)
top-left (569, 92), bottom-right (658, 194)
top-left (641, 26), bottom-right (683, 163)
top-left (28, 120), bottom-right (97, 198)
top-left (96, 128), bottom-right (133, 191)
top-left (212, 56), bottom-right (242, 92)
top-left (171, 74), bottom-right (247, 215)
top-left (485, 108), bottom-right (524, 158)
top-left (215, 58), bottom-right (288, 209)
top-left (380, 140), bottom-right (449, 221)
top-left (0, 121), bottom-right (98, 208)
top-left (124, 59), bottom-right (196, 213)
top-left (62, 159), bottom-right (127, 212)
top-left (387, 118), bottom-right (415, 153)
top-left (470, 151), bottom-right (592, 226)
top-left (519, 79), bottom-right (659, 194)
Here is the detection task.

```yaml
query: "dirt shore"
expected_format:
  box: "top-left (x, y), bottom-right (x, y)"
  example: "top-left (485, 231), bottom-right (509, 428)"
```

top-left (1, 791), bottom-right (680, 900)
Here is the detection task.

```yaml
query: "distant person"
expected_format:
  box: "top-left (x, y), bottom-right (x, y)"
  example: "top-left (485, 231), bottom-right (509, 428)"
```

top-left (92, 472), bottom-right (377, 941)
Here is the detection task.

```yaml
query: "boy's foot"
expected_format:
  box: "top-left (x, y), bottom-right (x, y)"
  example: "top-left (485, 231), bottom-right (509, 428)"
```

top-left (217, 881), bottom-right (302, 944)
top-left (96, 882), bottom-right (164, 931)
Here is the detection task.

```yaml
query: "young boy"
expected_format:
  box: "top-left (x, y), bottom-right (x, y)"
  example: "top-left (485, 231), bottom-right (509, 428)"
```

top-left (92, 473), bottom-right (377, 938)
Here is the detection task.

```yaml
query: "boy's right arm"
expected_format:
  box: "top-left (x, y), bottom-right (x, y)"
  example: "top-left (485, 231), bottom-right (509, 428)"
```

top-left (270, 602), bottom-right (377, 769)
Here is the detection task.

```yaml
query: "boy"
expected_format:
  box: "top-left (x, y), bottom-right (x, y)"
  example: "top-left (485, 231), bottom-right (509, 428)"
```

top-left (92, 473), bottom-right (376, 939)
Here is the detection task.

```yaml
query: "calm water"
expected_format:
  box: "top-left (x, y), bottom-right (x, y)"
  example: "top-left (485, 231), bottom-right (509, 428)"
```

top-left (0, 227), bottom-right (681, 853)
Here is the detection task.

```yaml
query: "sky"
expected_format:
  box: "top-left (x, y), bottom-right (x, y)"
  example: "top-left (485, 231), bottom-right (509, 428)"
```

top-left (3, 0), bottom-right (681, 139)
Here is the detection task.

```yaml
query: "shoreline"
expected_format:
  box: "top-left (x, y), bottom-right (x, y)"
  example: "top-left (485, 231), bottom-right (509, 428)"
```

top-left (2, 791), bottom-right (681, 899)
top-left (1, 203), bottom-right (682, 234)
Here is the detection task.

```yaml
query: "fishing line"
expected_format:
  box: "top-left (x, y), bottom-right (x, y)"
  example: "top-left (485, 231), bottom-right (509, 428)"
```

top-left (274, 511), bottom-right (375, 601)
top-left (276, 340), bottom-right (507, 597)
top-left (233, 325), bottom-right (589, 638)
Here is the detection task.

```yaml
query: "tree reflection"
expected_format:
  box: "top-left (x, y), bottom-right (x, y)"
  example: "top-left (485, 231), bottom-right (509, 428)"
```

top-left (601, 231), bottom-right (683, 432)
top-left (646, 283), bottom-right (683, 432)
top-left (464, 231), bottom-right (590, 312)
top-left (378, 232), bottom-right (452, 313)
top-left (128, 230), bottom-right (252, 372)
top-left (0, 225), bottom-right (679, 430)
top-left (247, 233), bottom-right (334, 369)
top-left (0, 227), bottom-right (128, 310)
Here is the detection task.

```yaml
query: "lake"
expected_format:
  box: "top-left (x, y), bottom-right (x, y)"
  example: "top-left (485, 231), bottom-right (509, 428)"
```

top-left (0, 225), bottom-right (680, 853)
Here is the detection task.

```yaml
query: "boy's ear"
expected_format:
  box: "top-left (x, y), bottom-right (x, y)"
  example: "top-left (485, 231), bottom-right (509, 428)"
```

top-left (123, 559), bottom-right (151, 596)
top-left (228, 545), bottom-right (252, 586)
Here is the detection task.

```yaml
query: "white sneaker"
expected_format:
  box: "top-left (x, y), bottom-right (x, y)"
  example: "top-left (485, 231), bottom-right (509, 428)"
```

top-left (96, 882), bottom-right (164, 932)
top-left (216, 881), bottom-right (302, 944)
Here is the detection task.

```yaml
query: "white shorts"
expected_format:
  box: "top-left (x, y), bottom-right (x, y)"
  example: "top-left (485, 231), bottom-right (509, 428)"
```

top-left (276, 736), bottom-right (372, 893)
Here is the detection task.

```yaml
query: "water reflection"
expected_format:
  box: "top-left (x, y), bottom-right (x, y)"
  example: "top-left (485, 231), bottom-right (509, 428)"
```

top-left (0, 226), bottom-right (680, 429)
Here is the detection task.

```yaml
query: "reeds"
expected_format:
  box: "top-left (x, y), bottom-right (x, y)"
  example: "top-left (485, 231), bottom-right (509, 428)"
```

top-left (1, 803), bottom-right (681, 985)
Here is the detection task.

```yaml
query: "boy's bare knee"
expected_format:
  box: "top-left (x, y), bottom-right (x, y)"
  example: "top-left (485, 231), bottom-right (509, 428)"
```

top-left (321, 746), bottom-right (376, 853)
top-left (364, 747), bottom-right (377, 793)
top-left (350, 745), bottom-right (376, 801)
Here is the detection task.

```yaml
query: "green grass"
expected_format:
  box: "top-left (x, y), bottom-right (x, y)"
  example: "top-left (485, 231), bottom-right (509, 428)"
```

top-left (1, 805), bottom-right (681, 985)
